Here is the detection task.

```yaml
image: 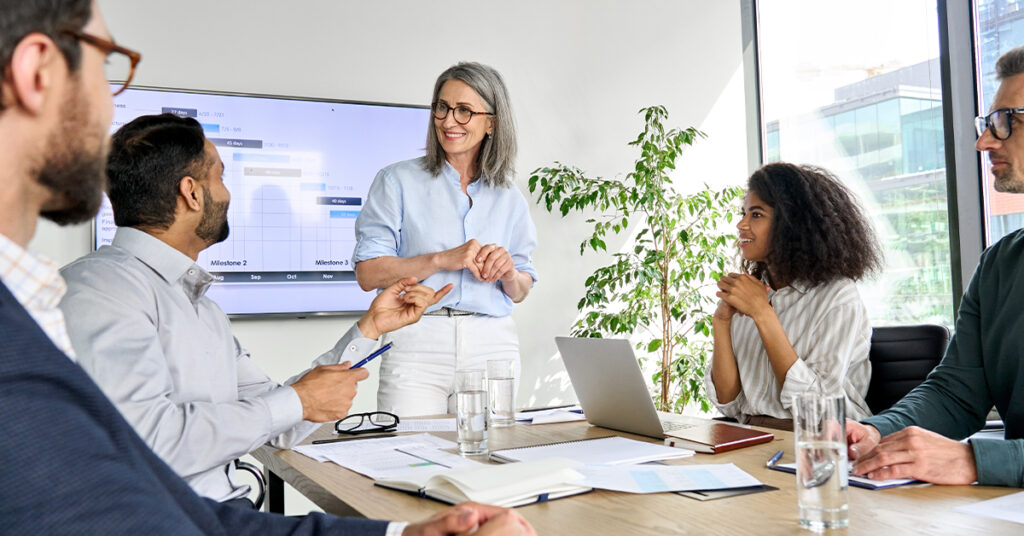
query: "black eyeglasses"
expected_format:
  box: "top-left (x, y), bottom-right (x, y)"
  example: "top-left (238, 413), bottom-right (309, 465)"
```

top-left (61, 29), bottom-right (142, 96)
top-left (335, 411), bottom-right (399, 435)
top-left (975, 107), bottom-right (1024, 141)
top-left (432, 101), bottom-right (494, 125)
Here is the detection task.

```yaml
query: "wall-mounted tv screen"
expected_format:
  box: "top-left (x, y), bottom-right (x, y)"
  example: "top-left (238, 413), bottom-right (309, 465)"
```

top-left (95, 86), bottom-right (429, 316)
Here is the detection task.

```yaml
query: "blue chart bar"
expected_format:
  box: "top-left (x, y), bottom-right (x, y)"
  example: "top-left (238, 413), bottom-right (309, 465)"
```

top-left (317, 196), bottom-right (362, 206)
top-left (301, 183), bottom-right (327, 191)
top-left (200, 123), bottom-right (220, 133)
top-left (232, 153), bottom-right (290, 163)
top-left (330, 210), bottom-right (360, 219)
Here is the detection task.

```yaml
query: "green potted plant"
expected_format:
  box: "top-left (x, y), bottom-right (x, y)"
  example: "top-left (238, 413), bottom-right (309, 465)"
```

top-left (529, 106), bottom-right (741, 412)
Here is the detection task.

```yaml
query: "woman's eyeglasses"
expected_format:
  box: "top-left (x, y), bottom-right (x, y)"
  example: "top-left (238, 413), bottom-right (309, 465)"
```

top-left (335, 411), bottom-right (399, 435)
top-left (432, 101), bottom-right (494, 125)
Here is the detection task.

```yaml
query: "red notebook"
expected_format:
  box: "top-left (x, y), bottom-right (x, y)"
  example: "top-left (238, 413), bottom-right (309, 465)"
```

top-left (663, 421), bottom-right (774, 454)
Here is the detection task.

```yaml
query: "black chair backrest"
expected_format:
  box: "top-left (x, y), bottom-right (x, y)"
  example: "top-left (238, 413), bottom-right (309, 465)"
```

top-left (233, 459), bottom-right (266, 510)
top-left (866, 324), bottom-right (950, 415)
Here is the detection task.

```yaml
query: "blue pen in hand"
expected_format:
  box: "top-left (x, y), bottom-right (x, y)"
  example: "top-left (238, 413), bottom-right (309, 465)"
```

top-left (351, 343), bottom-right (392, 369)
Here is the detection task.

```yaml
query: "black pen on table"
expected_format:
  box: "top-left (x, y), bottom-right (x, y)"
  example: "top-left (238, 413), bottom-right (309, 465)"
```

top-left (351, 343), bottom-right (392, 369)
top-left (312, 434), bottom-right (398, 445)
top-left (518, 404), bottom-right (580, 413)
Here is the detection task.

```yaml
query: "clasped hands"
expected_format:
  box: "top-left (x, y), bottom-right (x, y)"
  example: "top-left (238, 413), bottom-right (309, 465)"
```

top-left (845, 420), bottom-right (978, 485)
top-left (402, 502), bottom-right (536, 536)
top-left (714, 272), bottom-right (772, 322)
top-left (439, 239), bottom-right (516, 283)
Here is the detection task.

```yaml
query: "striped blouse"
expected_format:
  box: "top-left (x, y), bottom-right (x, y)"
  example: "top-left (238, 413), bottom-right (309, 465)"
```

top-left (705, 277), bottom-right (872, 422)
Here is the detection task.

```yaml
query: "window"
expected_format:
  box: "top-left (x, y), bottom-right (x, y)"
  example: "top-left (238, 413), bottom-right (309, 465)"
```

top-left (756, 0), bottom-right (953, 326)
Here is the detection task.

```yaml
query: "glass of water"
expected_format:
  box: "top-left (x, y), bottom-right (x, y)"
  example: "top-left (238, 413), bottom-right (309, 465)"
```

top-left (455, 369), bottom-right (488, 455)
top-left (793, 393), bottom-right (849, 531)
top-left (486, 359), bottom-right (516, 428)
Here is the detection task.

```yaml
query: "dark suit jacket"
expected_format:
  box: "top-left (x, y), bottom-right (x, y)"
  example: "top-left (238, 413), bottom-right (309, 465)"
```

top-left (0, 282), bottom-right (388, 535)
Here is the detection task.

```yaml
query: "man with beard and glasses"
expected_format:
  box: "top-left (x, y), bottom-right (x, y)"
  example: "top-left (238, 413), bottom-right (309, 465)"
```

top-left (58, 112), bottom-right (459, 505)
top-left (1, 1), bottom-right (535, 535)
top-left (844, 45), bottom-right (1024, 489)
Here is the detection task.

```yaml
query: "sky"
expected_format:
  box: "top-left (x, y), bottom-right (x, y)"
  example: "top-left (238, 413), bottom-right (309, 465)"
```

top-left (758, 0), bottom-right (941, 121)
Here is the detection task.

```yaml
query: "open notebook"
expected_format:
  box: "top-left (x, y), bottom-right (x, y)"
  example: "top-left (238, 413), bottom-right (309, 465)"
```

top-left (490, 436), bottom-right (694, 464)
top-left (374, 457), bottom-right (592, 508)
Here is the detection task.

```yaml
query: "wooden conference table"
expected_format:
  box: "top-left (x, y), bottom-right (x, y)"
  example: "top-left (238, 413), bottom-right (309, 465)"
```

top-left (253, 417), bottom-right (1021, 535)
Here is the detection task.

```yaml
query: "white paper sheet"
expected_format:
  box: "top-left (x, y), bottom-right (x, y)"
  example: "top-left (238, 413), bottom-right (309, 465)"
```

top-left (492, 436), bottom-right (693, 465)
top-left (396, 419), bottom-right (458, 432)
top-left (515, 406), bottom-right (585, 424)
top-left (293, 433), bottom-right (468, 480)
top-left (953, 491), bottom-right (1024, 525)
top-left (577, 463), bottom-right (762, 493)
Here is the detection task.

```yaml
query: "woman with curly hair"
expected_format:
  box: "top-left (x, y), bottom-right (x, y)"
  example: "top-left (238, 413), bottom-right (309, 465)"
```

top-left (705, 163), bottom-right (883, 430)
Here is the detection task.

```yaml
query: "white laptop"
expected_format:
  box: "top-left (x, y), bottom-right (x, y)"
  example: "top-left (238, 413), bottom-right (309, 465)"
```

top-left (555, 336), bottom-right (698, 438)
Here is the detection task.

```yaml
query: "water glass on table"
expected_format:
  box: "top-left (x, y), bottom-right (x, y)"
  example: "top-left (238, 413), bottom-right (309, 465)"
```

top-left (455, 369), bottom-right (488, 455)
top-left (486, 359), bottom-right (516, 428)
top-left (793, 393), bottom-right (849, 531)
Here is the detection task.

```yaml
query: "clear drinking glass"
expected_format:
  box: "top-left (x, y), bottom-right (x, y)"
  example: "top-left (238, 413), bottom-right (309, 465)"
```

top-left (486, 359), bottom-right (516, 428)
top-left (793, 393), bottom-right (849, 531)
top-left (455, 369), bottom-right (488, 455)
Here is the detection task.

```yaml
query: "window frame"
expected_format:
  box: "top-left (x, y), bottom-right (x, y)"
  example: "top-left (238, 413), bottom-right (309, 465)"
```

top-left (742, 0), bottom-right (983, 318)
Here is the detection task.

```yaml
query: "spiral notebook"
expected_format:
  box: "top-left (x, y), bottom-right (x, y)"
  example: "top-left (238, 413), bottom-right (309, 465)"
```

top-left (489, 436), bottom-right (694, 464)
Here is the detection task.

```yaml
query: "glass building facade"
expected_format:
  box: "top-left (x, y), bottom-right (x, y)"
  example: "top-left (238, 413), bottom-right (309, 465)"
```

top-left (764, 58), bottom-right (953, 325)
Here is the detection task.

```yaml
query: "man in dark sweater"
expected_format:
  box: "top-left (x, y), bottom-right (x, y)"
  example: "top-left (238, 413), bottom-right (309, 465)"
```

top-left (0, 1), bottom-right (535, 534)
top-left (846, 46), bottom-right (1024, 489)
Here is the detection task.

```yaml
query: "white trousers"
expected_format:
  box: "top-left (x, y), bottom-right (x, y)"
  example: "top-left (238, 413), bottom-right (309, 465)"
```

top-left (376, 315), bottom-right (521, 417)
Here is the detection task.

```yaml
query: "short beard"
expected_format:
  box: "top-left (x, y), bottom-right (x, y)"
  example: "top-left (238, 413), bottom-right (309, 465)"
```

top-left (36, 81), bottom-right (107, 225)
top-left (196, 187), bottom-right (230, 245)
top-left (994, 167), bottom-right (1024, 193)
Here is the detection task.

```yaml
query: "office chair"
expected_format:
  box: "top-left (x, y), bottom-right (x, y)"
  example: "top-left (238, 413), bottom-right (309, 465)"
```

top-left (233, 459), bottom-right (266, 510)
top-left (865, 324), bottom-right (950, 415)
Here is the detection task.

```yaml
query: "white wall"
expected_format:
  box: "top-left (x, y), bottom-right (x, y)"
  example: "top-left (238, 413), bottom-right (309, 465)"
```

top-left (33, 0), bottom-right (748, 412)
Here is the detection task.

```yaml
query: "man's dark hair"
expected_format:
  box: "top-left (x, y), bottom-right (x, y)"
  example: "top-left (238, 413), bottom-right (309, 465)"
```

top-left (107, 113), bottom-right (211, 229)
top-left (0, 0), bottom-right (92, 111)
top-left (742, 162), bottom-right (883, 287)
top-left (997, 45), bottom-right (1024, 80)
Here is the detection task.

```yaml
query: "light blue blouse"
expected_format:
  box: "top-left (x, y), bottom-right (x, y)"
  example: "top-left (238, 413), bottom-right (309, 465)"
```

top-left (353, 157), bottom-right (538, 317)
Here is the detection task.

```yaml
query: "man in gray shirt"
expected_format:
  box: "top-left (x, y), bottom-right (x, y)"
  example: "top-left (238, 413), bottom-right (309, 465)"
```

top-left (60, 112), bottom-right (453, 502)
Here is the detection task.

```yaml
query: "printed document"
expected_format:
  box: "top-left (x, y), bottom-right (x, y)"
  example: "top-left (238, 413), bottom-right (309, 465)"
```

top-left (294, 433), bottom-right (480, 480)
top-left (577, 463), bottom-right (762, 493)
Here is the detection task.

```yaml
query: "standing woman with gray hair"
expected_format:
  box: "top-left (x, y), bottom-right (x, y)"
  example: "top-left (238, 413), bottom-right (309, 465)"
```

top-left (353, 62), bottom-right (537, 417)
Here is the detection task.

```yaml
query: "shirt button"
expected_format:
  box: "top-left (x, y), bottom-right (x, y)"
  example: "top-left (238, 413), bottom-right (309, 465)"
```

top-left (188, 269), bottom-right (196, 275)
top-left (349, 345), bottom-right (358, 352)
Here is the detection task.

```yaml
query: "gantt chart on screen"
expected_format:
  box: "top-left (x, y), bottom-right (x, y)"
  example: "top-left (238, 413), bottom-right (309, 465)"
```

top-left (96, 88), bottom-right (428, 314)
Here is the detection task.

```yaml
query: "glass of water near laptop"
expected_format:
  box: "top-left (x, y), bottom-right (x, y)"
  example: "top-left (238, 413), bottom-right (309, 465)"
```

top-left (793, 393), bottom-right (849, 531)
top-left (455, 369), bottom-right (488, 455)
top-left (486, 359), bottom-right (516, 428)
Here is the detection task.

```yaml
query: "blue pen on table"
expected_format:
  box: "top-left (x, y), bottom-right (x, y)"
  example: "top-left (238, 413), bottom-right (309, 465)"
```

top-left (351, 343), bottom-right (392, 369)
top-left (766, 449), bottom-right (784, 468)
